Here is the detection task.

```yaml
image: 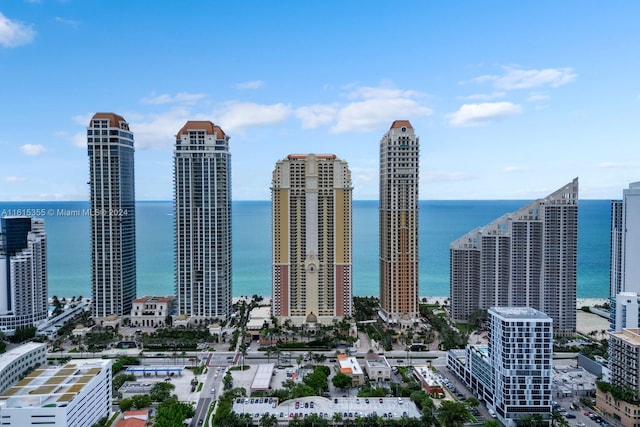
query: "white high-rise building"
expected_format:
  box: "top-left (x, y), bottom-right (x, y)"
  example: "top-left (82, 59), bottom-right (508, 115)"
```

top-left (450, 179), bottom-right (578, 335)
top-left (488, 307), bottom-right (553, 425)
top-left (379, 120), bottom-right (420, 326)
top-left (0, 217), bottom-right (48, 335)
top-left (611, 182), bottom-right (640, 296)
top-left (271, 154), bottom-right (353, 325)
top-left (174, 121), bottom-right (231, 321)
top-left (87, 112), bottom-right (136, 318)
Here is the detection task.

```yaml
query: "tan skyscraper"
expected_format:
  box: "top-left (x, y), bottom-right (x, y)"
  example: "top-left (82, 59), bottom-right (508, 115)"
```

top-left (379, 120), bottom-right (420, 326)
top-left (271, 154), bottom-right (352, 325)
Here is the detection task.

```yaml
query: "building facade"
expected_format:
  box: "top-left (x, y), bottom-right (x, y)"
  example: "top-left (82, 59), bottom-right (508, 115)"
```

top-left (174, 121), bottom-right (231, 321)
top-left (129, 296), bottom-right (174, 328)
top-left (450, 179), bottom-right (578, 335)
top-left (87, 112), bottom-right (136, 319)
top-left (271, 154), bottom-right (352, 325)
top-left (0, 359), bottom-right (112, 427)
top-left (489, 307), bottom-right (553, 425)
top-left (379, 120), bottom-right (420, 326)
top-left (611, 182), bottom-right (640, 297)
top-left (448, 307), bottom-right (553, 427)
top-left (0, 217), bottom-right (48, 335)
top-left (0, 343), bottom-right (46, 395)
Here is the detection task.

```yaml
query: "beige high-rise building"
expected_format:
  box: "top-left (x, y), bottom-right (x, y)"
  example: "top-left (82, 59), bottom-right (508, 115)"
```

top-left (379, 121), bottom-right (420, 326)
top-left (271, 154), bottom-right (352, 325)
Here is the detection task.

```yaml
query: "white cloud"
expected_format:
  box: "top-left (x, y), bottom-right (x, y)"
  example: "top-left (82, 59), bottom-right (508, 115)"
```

top-left (295, 104), bottom-right (338, 129)
top-left (526, 92), bottom-right (549, 102)
top-left (141, 92), bottom-right (206, 105)
top-left (461, 92), bottom-right (506, 101)
top-left (216, 102), bottom-right (291, 133)
top-left (2, 176), bottom-right (26, 183)
top-left (447, 102), bottom-right (522, 127)
top-left (54, 17), bottom-right (79, 28)
top-left (20, 144), bottom-right (46, 156)
top-left (474, 67), bottom-right (576, 90)
top-left (233, 80), bottom-right (265, 90)
top-left (329, 83), bottom-right (433, 133)
top-left (130, 107), bottom-right (198, 150)
top-left (597, 162), bottom-right (634, 169)
top-left (0, 12), bottom-right (36, 47)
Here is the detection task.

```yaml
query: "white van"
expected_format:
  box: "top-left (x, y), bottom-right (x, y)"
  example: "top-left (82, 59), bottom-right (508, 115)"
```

top-left (488, 408), bottom-right (497, 418)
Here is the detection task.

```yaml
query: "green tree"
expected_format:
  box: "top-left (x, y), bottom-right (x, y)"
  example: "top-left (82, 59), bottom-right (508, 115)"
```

top-left (332, 372), bottom-right (352, 389)
top-left (437, 400), bottom-right (469, 427)
top-left (131, 394), bottom-right (152, 409)
top-left (150, 381), bottom-right (175, 402)
top-left (484, 421), bottom-right (501, 427)
top-left (154, 399), bottom-right (194, 427)
top-left (259, 413), bottom-right (278, 427)
top-left (118, 398), bottom-right (133, 411)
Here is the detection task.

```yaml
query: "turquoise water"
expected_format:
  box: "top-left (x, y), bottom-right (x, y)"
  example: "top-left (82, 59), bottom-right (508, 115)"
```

top-left (0, 200), bottom-right (610, 299)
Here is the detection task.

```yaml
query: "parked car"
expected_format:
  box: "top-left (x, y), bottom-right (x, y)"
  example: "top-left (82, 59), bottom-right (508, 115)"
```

top-left (565, 414), bottom-right (577, 419)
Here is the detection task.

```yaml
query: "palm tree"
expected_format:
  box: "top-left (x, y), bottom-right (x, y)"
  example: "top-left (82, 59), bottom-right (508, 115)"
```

top-left (259, 413), bottom-right (278, 427)
top-left (437, 401), bottom-right (469, 427)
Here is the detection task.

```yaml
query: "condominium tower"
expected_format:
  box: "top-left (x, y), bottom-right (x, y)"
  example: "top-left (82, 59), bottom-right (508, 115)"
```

top-left (87, 113), bottom-right (136, 318)
top-left (174, 121), bottom-right (231, 321)
top-left (488, 307), bottom-right (553, 424)
top-left (379, 120), bottom-right (420, 326)
top-left (0, 218), bottom-right (48, 335)
top-left (271, 154), bottom-right (353, 325)
top-left (610, 182), bottom-right (640, 297)
top-left (450, 178), bottom-right (578, 335)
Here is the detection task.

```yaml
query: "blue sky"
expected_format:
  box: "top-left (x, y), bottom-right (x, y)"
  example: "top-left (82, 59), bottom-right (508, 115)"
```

top-left (1, 1), bottom-right (639, 201)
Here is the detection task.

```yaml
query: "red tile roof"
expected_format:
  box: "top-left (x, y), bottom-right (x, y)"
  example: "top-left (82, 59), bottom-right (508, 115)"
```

top-left (390, 120), bottom-right (413, 129)
top-left (176, 121), bottom-right (226, 139)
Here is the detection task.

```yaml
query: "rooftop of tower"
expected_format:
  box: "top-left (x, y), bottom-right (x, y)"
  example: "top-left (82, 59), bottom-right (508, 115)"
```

top-left (90, 112), bottom-right (129, 129)
top-left (176, 121), bottom-right (226, 139)
top-left (287, 154), bottom-right (337, 160)
top-left (390, 120), bottom-right (413, 129)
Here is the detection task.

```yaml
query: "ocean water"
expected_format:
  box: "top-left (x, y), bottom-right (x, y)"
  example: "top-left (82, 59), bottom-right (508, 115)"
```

top-left (0, 200), bottom-right (611, 299)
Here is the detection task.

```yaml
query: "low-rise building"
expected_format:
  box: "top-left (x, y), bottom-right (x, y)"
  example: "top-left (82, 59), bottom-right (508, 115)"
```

top-left (0, 359), bottom-right (112, 427)
top-left (336, 354), bottom-right (364, 386)
top-left (412, 365), bottom-right (444, 398)
top-left (129, 295), bottom-right (174, 328)
top-left (0, 343), bottom-right (46, 395)
top-left (362, 353), bottom-right (391, 382)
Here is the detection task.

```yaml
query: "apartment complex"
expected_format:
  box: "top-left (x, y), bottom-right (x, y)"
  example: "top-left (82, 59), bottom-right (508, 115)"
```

top-left (87, 112), bottom-right (136, 319)
top-left (174, 121), bottom-right (232, 321)
top-left (448, 307), bottom-right (553, 426)
top-left (450, 178), bottom-right (579, 335)
top-left (598, 328), bottom-right (640, 426)
top-left (610, 182), bottom-right (640, 297)
top-left (271, 154), bottom-right (352, 325)
top-left (0, 359), bottom-right (112, 427)
top-left (0, 217), bottom-right (48, 335)
top-left (379, 120), bottom-right (420, 326)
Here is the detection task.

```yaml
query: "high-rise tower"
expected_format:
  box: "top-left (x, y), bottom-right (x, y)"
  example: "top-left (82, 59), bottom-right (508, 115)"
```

top-left (379, 120), bottom-right (420, 326)
top-left (271, 154), bottom-right (353, 325)
top-left (0, 217), bottom-right (48, 335)
top-left (87, 113), bottom-right (136, 318)
top-left (174, 121), bottom-right (231, 321)
top-left (611, 182), bottom-right (640, 297)
top-left (450, 178), bottom-right (578, 335)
